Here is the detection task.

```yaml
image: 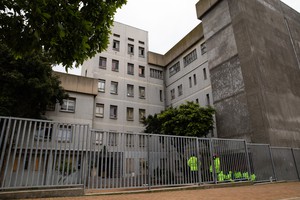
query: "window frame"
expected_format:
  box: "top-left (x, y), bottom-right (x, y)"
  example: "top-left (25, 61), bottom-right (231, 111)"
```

top-left (183, 49), bottom-right (197, 67)
top-left (95, 103), bottom-right (104, 118)
top-left (98, 79), bottom-right (105, 92)
top-left (112, 39), bottom-right (120, 51)
top-left (99, 57), bottom-right (107, 69)
top-left (128, 44), bottom-right (134, 55)
top-left (127, 63), bottom-right (134, 75)
top-left (56, 125), bottom-right (73, 143)
top-left (126, 107), bottom-right (134, 121)
top-left (127, 84), bottom-right (134, 97)
top-left (139, 86), bottom-right (146, 99)
top-left (169, 62), bottom-right (180, 77)
top-left (138, 46), bottom-right (145, 57)
top-left (60, 98), bottom-right (76, 113)
top-left (110, 105), bottom-right (118, 119)
top-left (110, 81), bottom-right (118, 95)
top-left (178, 84), bottom-right (183, 97)
top-left (171, 89), bottom-right (175, 100)
top-left (139, 66), bottom-right (145, 77)
top-left (112, 59), bottom-right (119, 72)
top-left (139, 109), bottom-right (146, 122)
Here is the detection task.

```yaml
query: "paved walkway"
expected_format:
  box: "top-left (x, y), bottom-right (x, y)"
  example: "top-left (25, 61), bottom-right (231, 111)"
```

top-left (26, 182), bottom-right (300, 200)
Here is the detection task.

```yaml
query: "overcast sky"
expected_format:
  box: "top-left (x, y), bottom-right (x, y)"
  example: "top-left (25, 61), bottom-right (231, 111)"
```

top-left (54, 0), bottom-right (300, 75)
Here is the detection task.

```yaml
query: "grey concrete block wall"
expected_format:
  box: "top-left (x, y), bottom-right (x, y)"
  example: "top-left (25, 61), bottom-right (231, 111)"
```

top-left (197, 0), bottom-right (300, 147)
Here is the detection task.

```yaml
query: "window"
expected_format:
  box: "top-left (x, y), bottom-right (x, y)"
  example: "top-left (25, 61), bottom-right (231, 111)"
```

top-left (127, 107), bottom-right (134, 121)
top-left (113, 33), bottom-right (120, 38)
top-left (35, 124), bottom-right (53, 140)
top-left (139, 66), bottom-right (145, 77)
top-left (126, 134), bottom-right (134, 147)
top-left (126, 158), bottom-right (134, 174)
top-left (189, 77), bottom-right (192, 88)
top-left (127, 63), bottom-right (134, 75)
top-left (94, 131), bottom-right (103, 145)
top-left (127, 84), bottom-right (134, 97)
top-left (112, 59), bottom-right (119, 72)
top-left (178, 84), bottom-right (183, 96)
top-left (169, 62), bottom-right (180, 77)
top-left (139, 41), bottom-right (145, 45)
top-left (99, 57), bottom-right (107, 69)
top-left (98, 79), bottom-right (105, 92)
top-left (160, 90), bottom-right (163, 102)
top-left (183, 49), bottom-right (197, 67)
top-left (206, 94), bottom-right (211, 106)
top-left (60, 98), bottom-right (76, 112)
top-left (139, 86), bottom-right (145, 99)
top-left (193, 74), bottom-right (197, 85)
top-left (139, 135), bottom-right (146, 148)
top-left (171, 89), bottom-right (175, 100)
top-left (139, 47), bottom-right (145, 57)
top-left (110, 81), bottom-right (118, 94)
top-left (57, 125), bottom-right (72, 142)
top-left (128, 37), bottom-right (134, 42)
top-left (150, 68), bottom-right (163, 79)
top-left (203, 68), bottom-right (207, 80)
top-left (201, 42), bottom-right (207, 55)
top-left (110, 105), bottom-right (118, 119)
top-left (196, 99), bottom-right (199, 104)
top-left (95, 103), bottom-right (104, 118)
top-left (108, 132), bottom-right (118, 146)
top-left (139, 109), bottom-right (145, 122)
top-left (128, 44), bottom-right (134, 54)
top-left (113, 40), bottom-right (120, 51)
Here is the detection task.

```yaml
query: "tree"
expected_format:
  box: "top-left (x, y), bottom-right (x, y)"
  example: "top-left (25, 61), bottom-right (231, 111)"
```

top-left (1, 0), bottom-right (127, 69)
top-left (143, 101), bottom-right (215, 137)
top-left (0, 44), bottom-right (68, 118)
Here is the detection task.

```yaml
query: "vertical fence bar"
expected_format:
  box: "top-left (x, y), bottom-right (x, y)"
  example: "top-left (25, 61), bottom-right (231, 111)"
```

top-left (244, 141), bottom-right (251, 181)
top-left (268, 145), bottom-right (277, 181)
top-left (209, 139), bottom-right (216, 184)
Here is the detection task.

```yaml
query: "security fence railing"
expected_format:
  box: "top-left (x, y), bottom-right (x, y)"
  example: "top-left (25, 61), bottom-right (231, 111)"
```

top-left (0, 116), bottom-right (299, 191)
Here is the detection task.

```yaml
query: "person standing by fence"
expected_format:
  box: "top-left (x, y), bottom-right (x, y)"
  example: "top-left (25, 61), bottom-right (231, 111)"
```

top-left (188, 154), bottom-right (198, 183)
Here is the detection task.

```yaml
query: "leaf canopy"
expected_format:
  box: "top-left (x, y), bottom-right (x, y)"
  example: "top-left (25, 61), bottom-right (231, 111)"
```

top-left (0, 0), bottom-right (127, 70)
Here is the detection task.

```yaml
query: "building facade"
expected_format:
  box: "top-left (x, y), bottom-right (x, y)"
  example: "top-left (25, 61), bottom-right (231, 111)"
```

top-left (81, 22), bottom-right (165, 133)
top-left (196, 0), bottom-right (300, 147)
top-left (46, 0), bottom-right (300, 147)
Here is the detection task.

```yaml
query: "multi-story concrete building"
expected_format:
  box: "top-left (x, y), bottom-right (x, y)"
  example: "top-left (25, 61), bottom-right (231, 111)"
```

top-left (81, 22), bottom-right (165, 133)
top-left (46, 0), bottom-right (300, 147)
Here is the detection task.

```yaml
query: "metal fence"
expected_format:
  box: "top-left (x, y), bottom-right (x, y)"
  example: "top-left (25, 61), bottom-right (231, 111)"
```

top-left (0, 117), bottom-right (299, 191)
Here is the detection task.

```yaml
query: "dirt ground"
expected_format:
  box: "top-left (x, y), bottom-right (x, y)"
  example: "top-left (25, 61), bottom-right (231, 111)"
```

top-left (27, 182), bottom-right (300, 200)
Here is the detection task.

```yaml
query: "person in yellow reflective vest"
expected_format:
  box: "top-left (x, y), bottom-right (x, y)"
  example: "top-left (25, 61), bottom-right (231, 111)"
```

top-left (210, 155), bottom-right (220, 174)
top-left (188, 154), bottom-right (198, 183)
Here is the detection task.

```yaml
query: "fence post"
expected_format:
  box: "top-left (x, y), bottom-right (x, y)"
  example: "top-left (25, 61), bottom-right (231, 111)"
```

top-left (147, 133), bottom-right (151, 190)
top-left (291, 148), bottom-right (300, 181)
top-left (196, 138), bottom-right (202, 185)
top-left (0, 117), bottom-right (12, 188)
top-left (209, 138), bottom-right (216, 184)
top-left (268, 145), bottom-right (277, 181)
top-left (244, 141), bottom-right (252, 181)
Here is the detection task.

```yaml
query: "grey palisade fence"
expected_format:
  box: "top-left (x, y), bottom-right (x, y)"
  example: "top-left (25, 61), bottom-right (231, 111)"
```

top-left (0, 116), bottom-right (299, 190)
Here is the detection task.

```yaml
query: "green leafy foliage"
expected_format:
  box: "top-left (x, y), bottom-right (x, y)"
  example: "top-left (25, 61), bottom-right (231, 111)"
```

top-left (143, 101), bottom-right (216, 137)
top-left (0, 44), bottom-right (68, 118)
top-left (1, 0), bottom-right (127, 70)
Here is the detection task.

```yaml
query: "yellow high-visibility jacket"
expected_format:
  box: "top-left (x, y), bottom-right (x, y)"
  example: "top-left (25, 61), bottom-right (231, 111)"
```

top-left (188, 156), bottom-right (198, 171)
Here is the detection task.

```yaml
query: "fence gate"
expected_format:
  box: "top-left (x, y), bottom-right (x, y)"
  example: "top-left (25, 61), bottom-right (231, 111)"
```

top-left (0, 117), bottom-right (89, 189)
